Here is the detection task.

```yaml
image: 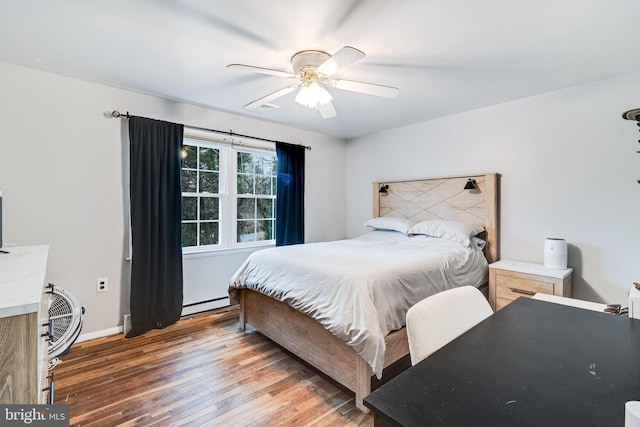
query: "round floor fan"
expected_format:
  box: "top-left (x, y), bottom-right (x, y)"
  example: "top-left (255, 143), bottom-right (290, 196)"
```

top-left (48, 283), bottom-right (84, 358)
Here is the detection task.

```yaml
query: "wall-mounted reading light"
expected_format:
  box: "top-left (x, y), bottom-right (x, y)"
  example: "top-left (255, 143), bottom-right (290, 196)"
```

top-left (622, 108), bottom-right (640, 185)
top-left (464, 178), bottom-right (478, 190)
top-left (379, 184), bottom-right (389, 194)
top-left (622, 108), bottom-right (640, 121)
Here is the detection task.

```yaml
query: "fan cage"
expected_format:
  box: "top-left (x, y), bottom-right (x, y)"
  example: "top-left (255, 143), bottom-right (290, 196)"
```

top-left (48, 285), bottom-right (83, 358)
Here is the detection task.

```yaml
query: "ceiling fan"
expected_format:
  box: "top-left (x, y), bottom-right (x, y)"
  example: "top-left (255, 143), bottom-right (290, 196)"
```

top-left (227, 46), bottom-right (399, 119)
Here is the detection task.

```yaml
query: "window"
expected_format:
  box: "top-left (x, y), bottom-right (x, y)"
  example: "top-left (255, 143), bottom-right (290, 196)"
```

top-left (181, 135), bottom-right (276, 252)
top-left (236, 151), bottom-right (277, 243)
top-left (181, 143), bottom-right (220, 248)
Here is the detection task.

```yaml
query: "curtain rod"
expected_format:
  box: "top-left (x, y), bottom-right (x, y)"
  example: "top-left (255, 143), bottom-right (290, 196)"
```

top-left (109, 110), bottom-right (311, 150)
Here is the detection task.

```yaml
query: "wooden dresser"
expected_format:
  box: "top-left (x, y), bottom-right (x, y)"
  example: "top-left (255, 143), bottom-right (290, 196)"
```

top-left (0, 246), bottom-right (52, 404)
top-left (489, 259), bottom-right (572, 311)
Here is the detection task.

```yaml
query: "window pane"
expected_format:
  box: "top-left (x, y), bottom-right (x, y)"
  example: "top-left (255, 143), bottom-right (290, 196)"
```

top-left (256, 219), bottom-right (274, 241)
top-left (237, 198), bottom-right (255, 219)
top-left (237, 152), bottom-right (254, 173)
top-left (199, 171), bottom-right (219, 193)
top-left (182, 197), bottom-right (197, 220)
top-left (200, 222), bottom-right (219, 245)
top-left (237, 220), bottom-right (256, 242)
top-left (182, 170), bottom-right (197, 192)
top-left (182, 145), bottom-right (197, 169)
top-left (254, 155), bottom-right (265, 175)
top-left (199, 147), bottom-right (219, 171)
top-left (200, 197), bottom-right (219, 220)
top-left (269, 220), bottom-right (275, 240)
top-left (237, 174), bottom-right (253, 195)
top-left (255, 175), bottom-right (271, 195)
top-left (182, 223), bottom-right (197, 247)
top-left (255, 155), bottom-right (275, 175)
top-left (256, 198), bottom-right (273, 219)
top-left (271, 176), bottom-right (277, 195)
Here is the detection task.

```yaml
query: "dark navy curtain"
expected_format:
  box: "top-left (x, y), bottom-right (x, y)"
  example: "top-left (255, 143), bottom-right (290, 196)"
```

top-left (127, 116), bottom-right (184, 338)
top-left (275, 142), bottom-right (305, 246)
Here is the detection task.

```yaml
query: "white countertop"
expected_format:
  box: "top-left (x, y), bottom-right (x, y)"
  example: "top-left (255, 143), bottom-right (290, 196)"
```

top-left (489, 259), bottom-right (573, 279)
top-left (0, 245), bottom-right (49, 318)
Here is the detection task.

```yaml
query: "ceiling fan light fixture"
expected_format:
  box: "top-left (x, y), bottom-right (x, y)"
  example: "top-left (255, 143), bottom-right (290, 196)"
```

top-left (295, 81), bottom-right (332, 109)
top-left (229, 46), bottom-right (397, 118)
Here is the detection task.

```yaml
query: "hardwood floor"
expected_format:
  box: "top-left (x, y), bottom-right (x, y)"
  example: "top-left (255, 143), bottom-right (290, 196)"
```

top-left (53, 307), bottom-right (373, 426)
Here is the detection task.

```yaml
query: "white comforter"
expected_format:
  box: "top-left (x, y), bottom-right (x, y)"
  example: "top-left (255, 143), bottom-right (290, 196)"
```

top-left (228, 230), bottom-right (488, 377)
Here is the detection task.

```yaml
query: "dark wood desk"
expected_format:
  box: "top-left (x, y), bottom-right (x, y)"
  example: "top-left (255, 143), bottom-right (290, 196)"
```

top-left (364, 297), bottom-right (640, 426)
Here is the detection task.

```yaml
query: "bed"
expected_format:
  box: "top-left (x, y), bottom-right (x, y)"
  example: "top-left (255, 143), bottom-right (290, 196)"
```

top-left (228, 173), bottom-right (499, 411)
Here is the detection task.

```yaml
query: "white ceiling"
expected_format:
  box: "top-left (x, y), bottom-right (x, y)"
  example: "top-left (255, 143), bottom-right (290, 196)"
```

top-left (2, 0), bottom-right (640, 139)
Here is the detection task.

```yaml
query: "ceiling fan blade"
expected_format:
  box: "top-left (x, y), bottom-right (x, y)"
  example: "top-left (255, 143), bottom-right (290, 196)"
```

top-left (245, 85), bottom-right (299, 110)
top-left (227, 64), bottom-right (296, 79)
top-left (318, 102), bottom-right (337, 119)
top-left (317, 46), bottom-right (365, 76)
top-left (331, 79), bottom-right (399, 98)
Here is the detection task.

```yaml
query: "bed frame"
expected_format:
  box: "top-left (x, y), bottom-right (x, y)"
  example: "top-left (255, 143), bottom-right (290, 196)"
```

top-left (238, 172), bottom-right (499, 411)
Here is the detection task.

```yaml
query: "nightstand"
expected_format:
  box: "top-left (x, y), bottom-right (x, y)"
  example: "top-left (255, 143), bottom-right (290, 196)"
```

top-left (489, 260), bottom-right (572, 311)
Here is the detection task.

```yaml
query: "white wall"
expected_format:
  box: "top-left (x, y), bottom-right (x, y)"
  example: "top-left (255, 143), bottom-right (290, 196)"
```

top-left (347, 72), bottom-right (640, 305)
top-left (0, 62), bottom-right (347, 337)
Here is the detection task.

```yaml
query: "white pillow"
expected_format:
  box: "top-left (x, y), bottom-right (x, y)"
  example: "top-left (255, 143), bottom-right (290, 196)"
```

top-left (363, 216), bottom-right (413, 234)
top-left (408, 220), bottom-right (484, 246)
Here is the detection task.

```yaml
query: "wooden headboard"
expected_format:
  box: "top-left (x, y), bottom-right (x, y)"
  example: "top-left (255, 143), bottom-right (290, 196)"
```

top-left (373, 173), bottom-right (499, 263)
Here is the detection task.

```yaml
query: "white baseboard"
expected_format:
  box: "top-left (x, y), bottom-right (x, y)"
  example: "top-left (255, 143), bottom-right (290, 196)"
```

top-left (76, 300), bottom-right (230, 344)
top-left (77, 326), bottom-right (123, 343)
top-left (181, 298), bottom-right (230, 316)
top-left (124, 313), bottom-right (132, 334)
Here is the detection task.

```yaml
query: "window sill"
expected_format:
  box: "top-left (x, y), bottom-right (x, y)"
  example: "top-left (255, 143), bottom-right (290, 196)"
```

top-left (182, 243), bottom-right (274, 259)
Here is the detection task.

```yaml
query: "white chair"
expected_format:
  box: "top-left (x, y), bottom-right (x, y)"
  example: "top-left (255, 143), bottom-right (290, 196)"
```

top-left (626, 401), bottom-right (640, 427)
top-left (406, 286), bottom-right (493, 366)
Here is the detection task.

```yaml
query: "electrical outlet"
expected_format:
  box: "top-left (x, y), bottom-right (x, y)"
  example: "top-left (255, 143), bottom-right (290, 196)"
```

top-left (97, 277), bottom-right (108, 293)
